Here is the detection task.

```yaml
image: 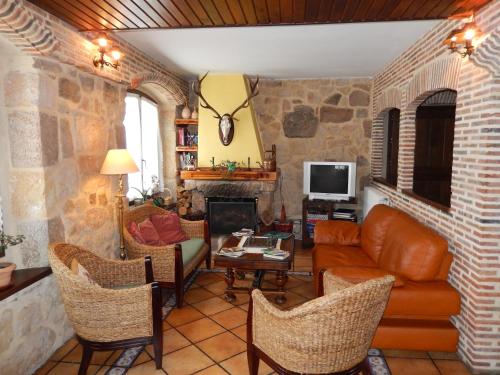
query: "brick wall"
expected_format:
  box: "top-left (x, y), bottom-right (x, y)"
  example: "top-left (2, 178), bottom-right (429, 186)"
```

top-left (370, 1), bottom-right (500, 373)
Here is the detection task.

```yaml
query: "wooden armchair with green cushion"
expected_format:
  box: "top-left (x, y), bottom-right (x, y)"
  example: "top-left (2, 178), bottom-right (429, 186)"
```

top-left (48, 243), bottom-right (162, 375)
top-left (123, 204), bottom-right (211, 307)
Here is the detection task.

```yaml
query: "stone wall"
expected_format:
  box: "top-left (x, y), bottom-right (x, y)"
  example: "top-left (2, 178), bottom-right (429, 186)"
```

top-left (0, 45), bottom-right (127, 374)
top-left (253, 78), bottom-right (372, 218)
top-left (369, 1), bottom-right (500, 372)
top-left (3, 53), bottom-right (126, 263)
top-left (0, 2), bottom-right (188, 373)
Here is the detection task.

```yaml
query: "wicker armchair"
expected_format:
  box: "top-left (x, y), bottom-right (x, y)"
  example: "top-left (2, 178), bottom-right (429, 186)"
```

top-left (48, 243), bottom-right (163, 375)
top-left (123, 204), bottom-right (211, 307)
top-left (247, 270), bottom-right (395, 375)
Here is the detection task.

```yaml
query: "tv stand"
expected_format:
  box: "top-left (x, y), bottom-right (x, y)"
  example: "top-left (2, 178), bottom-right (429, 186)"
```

top-left (301, 196), bottom-right (357, 248)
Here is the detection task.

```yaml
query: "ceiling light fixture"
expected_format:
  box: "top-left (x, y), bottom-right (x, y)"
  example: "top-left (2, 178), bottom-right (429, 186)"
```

top-left (93, 34), bottom-right (123, 70)
top-left (444, 17), bottom-right (482, 58)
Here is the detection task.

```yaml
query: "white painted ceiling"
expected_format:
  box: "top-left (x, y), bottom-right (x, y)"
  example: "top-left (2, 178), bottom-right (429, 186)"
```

top-left (116, 21), bottom-right (440, 79)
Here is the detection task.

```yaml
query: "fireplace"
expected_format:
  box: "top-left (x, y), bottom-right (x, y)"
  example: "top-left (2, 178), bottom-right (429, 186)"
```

top-left (206, 197), bottom-right (258, 234)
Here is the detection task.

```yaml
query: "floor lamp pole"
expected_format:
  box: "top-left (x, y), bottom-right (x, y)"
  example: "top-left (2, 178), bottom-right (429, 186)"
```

top-left (118, 174), bottom-right (126, 260)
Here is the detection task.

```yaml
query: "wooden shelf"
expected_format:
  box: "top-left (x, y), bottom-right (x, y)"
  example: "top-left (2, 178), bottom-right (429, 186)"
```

top-left (180, 168), bottom-right (279, 181)
top-left (176, 146), bottom-right (198, 152)
top-left (175, 119), bottom-right (198, 126)
top-left (302, 196), bottom-right (358, 248)
top-left (0, 267), bottom-right (52, 302)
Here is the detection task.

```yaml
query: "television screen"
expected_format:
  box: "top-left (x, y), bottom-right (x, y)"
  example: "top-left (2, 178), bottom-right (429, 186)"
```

top-left (310, 164), bottom-right (349, 194)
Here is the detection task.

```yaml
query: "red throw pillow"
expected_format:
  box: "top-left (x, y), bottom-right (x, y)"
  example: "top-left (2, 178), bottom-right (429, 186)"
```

top-left (150, 213), bottom-right (189, 245)
top-left (128, 222), bottom-right (146, 244)
top-left (138, 218), bottom-right (166, 246)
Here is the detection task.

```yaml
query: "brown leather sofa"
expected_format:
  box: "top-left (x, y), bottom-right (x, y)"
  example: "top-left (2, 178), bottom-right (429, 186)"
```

top-left (312, 204), bottom-right (460, 352)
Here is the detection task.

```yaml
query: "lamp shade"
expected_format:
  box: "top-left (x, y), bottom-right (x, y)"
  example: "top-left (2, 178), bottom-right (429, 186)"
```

top-left (100, 149), bottom-right (139, 175)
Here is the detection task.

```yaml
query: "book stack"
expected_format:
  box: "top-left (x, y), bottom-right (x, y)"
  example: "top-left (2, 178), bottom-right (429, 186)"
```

top-left (333, 208), bottom-right (356, 221)
top-left (306, 213), bottom-right (328, 238)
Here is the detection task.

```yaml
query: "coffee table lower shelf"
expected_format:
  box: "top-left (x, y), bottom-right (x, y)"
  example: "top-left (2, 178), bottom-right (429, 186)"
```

top-left (223, 268), bottom-right (288, 304)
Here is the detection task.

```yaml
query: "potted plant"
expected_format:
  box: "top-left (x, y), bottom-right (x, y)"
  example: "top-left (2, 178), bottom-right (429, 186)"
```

top-left (220, 160), bottom-right (240, 174)
top-left (0, 229), bottom-right (24, 289)
top-left (130, 176), bottom-right (172, 208)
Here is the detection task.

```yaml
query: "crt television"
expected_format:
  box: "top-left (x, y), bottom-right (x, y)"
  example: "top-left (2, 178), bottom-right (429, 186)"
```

top-left (303, 161), bottom-right (357, 201)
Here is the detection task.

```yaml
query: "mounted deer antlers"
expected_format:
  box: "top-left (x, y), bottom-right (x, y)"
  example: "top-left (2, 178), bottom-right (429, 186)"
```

top-left (192, 72), bottom-right (259, 146)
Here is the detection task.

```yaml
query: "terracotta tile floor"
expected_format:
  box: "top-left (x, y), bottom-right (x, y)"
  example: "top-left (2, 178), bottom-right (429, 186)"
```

top-left (36, 270), bottom-right (472, 375)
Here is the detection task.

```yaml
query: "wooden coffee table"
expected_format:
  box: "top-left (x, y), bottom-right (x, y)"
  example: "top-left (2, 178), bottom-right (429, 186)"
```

top-left (214, 235), bottom-right (294, 304)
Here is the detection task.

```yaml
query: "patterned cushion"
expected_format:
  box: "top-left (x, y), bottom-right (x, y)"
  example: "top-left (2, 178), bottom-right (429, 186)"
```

top-left (138, 218), bottom-right (166, 246)
top-left (128, 221), bottom-right (146, 244)
top-left (151, 213), bottom-right (189, 245)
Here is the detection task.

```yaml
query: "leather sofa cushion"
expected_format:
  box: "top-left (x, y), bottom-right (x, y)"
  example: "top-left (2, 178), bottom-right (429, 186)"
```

top-left (314, 221), bottom-right (361, 246)
top-left (328, 266), bottom-right (405, 287)
top-left (313, 245), bottom-right (377, 270)
top-left (378, 211), bottom-right (448, 281)
top-left (361, 205), bottom-right (399, 263)
top-left (312, 245), bottom-right (377, 295)
top-left (384, 280), bottom-right (460, 317)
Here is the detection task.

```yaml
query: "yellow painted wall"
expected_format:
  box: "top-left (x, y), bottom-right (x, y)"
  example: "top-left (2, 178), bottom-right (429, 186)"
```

top-left (198, 74), bottom-right (264, 167)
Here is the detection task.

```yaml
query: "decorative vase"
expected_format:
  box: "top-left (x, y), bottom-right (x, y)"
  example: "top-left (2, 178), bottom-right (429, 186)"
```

top-left (181, 105), bottom-right (191, 119)
top-left (191, 107), bottom-right (198, 119)
top-left (0, 262), bottom-right (16, 289)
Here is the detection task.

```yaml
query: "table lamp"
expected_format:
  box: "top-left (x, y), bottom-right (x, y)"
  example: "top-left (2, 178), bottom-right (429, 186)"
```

top-left (100, 149), bottom-right (139, 260)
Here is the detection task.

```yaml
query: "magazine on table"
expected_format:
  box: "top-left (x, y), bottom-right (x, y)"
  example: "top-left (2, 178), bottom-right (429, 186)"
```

top-left (232, 228), bottom-right (255, 237)
top-left (262, 248), bottom-right (289, 260)
top-left (218, 247), bottom-right (245, 257)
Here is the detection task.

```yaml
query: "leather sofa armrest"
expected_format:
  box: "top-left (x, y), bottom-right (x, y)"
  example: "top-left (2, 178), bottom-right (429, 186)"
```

top-left (314, 220), bottom-right (361, 246)
top-left (328, 266), bottom-right (405, 287)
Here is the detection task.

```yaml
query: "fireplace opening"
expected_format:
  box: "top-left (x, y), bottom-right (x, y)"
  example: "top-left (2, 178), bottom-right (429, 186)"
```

top-left (206, 197), bottom-right (258, 235)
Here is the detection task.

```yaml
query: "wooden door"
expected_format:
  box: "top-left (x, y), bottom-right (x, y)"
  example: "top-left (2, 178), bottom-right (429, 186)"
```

top-left (413, 105), bottom-right (455, 207)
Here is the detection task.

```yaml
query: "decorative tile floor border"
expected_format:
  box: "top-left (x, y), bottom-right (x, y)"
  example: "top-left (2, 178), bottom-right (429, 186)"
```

top-left (104, 269), bottom-right (392, 375)
top-left (368, 349), bottom-right (392, 375)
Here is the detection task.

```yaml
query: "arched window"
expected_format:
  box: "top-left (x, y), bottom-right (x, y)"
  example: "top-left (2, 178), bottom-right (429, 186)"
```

top-left (123, 90), bottom-right (162, 200)
top-left (413, 90), bottom-right (457, 208)
top-left (381, 108), bottom-right (400, 187)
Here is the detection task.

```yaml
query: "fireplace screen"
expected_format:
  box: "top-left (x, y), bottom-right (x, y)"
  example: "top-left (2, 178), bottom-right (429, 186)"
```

top-left (206, 197), bottom-right (257, 234)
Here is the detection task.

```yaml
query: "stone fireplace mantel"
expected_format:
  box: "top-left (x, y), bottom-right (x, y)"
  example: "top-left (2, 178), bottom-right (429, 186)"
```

top-left (180, 168), bottom-right (279, 182)
top-left (183, 170), bottom-right (280, 219)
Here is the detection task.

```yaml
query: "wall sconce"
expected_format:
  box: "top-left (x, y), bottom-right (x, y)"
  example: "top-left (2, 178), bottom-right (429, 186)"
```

top-left (93, 34), bottom-right (123, 70)
top-left (444, 20), bottom-right (482, 58)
